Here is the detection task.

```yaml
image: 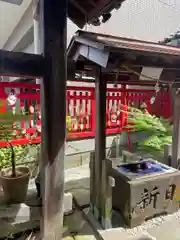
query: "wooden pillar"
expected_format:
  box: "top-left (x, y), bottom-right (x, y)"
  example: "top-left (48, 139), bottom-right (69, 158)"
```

top-left (171, 86), bottom-right (177, 115)
top-left (99, 73), bottom-right (112, 229)
top-left (39, 0), bottom-right (67, 239)
top-left (172, 90), bottom-right (180, 169)
top-left (94, 67), bottom-right (106, 221)
top-left (94, 67), bottom-right (112, 229)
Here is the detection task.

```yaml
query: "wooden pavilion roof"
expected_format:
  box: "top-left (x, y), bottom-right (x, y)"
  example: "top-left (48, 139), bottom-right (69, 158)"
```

top-left (67, 31), bottom-right (180, 85)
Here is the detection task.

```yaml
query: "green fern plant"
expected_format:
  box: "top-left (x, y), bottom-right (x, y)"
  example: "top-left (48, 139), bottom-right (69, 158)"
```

top-left (123, 106), bottom-right (172, 157)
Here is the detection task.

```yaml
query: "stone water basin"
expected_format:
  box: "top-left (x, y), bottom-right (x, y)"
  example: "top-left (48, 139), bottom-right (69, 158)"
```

top-left (107, 158), bottom-right (180, 228)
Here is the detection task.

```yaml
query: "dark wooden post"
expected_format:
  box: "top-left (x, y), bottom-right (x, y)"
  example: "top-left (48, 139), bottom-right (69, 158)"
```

top-left (172, 90), bottom-right (180, 169)
top-left (39, 0), bottom-right (67, 239)
top-left (94, 67), bottom-right (106, 222)
top-left (94, 67), bottom-right (112, 229)
top-left (164, 144), bottom-right (172, 166)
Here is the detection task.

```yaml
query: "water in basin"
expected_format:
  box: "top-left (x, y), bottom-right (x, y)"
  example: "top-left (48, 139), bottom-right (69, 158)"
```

top-left (117, 159), bottom-right (171, 177)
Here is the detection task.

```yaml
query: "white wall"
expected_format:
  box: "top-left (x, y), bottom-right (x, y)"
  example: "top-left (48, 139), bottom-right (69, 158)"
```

top-left (23, 42), bottom-right (34, 53)
top-left (2, 1), bottom-right (33, 51)
top-left (0, 0), bottom-right (32, 49)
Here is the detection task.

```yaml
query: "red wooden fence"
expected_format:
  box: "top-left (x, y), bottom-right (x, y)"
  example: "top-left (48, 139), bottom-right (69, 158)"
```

top-left (0, 81), bottom-right (172, 147)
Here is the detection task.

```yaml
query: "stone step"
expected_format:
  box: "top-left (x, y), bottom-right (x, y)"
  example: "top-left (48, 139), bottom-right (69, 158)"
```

top-left (0, 192), bottom-right (73, 238)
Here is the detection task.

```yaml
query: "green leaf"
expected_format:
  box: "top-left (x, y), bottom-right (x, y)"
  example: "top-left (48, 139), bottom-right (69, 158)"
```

top-left (122, 106), bottom-right (172, 154)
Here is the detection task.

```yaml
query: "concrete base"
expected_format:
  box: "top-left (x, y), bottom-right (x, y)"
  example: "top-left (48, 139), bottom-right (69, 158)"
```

top-left (64, 192), bottom-right (73, 215)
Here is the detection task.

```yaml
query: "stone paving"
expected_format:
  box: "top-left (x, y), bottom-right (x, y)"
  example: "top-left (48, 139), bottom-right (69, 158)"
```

top-left (1, 164), bottom-right (180, 239)
top-left (147, 218), bottom-right (180, 240)
top-left (63, 208), bottom-right (97, 240)
top-left (15, 207), bottom-right (98, 240)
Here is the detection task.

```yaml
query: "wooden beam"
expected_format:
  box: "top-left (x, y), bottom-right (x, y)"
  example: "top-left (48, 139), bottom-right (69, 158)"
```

top-left (68, 2), bottom-right (86, 28)
top-left (0, 50), bottom-right (44, 77)
top-left (107, 48), bottom-right (180, 69)
top-left (39, 0), bottom-right (67, 239)
top-left (133, 56), bottom-right (180, 69)
top-left (69, 0), bottom-right (87, 15)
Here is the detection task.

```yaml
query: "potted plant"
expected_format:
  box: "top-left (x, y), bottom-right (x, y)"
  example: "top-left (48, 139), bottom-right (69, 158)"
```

top-left (0, 99), bottom-right (30, 204)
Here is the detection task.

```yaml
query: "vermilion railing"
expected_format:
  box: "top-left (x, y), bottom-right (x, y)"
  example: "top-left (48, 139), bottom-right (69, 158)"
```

top-left (0, 81), bottom-right (172, 146)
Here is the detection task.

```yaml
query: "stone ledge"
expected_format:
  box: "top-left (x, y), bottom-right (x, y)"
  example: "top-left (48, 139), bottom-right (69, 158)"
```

top-left (0, 192), bottom-right (73, 238)
top-left (0, 203), bottom-right (40, 238)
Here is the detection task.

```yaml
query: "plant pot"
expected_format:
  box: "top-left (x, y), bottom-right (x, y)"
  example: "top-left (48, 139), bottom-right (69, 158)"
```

top-left (0, 166), bottom-right (30, 204)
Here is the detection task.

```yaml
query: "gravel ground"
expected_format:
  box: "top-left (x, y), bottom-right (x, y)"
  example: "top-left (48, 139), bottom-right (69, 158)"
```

top-left (115, 209), bottom-right (180, 237)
